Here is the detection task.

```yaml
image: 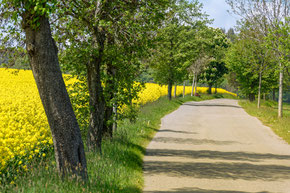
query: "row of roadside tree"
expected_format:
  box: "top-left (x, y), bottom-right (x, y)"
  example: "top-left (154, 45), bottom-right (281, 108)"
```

top-left (0, 0), bottom-right (288, 183)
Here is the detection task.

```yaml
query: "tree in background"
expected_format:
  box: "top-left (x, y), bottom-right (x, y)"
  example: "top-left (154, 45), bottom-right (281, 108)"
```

top-left (183, 25), bottom-right (213, 96)
top-left (226, 38), bottom-right (257, 101)
top-left (226, 28), bottom-right (236, 43)
top-left (199, 28), bottom-right (229, 94)
top-left (225, 31), bottom-right (277, 102)
top-left (0, 0), bottom-right (87, 179)
top-left (226, 0), bottom-right (289, 116)
top-left (150, 24), bottom-right (187, 100)
top-left (240, 22), bottom-right (275, 108)
top-left (188, 55), bottom-right (212, 96)
top-left (150, 0), bottom-right (210, 100)
top-left (200, 60), bottom-right (228, 94)
top-left (266, 18), bottom-right (289, 117)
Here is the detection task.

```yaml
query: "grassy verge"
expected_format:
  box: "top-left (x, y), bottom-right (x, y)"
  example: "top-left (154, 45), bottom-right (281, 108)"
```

top-left (1, 94), bottom-right (234, 192)
top-left (239, 100), bottom-right (290, 144)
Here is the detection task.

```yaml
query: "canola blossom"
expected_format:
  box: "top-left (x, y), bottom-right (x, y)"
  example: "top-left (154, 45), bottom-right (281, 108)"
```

top-left (0, 68), bottom-right (236, 182)
top-left (0, 69), bottom-right (53, 183)
top-left (136, 83), bottom-right (236, 105)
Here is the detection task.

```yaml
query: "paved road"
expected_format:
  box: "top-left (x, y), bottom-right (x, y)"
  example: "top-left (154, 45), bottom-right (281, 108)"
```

top-left (143, 99), bottom-right (290, 193)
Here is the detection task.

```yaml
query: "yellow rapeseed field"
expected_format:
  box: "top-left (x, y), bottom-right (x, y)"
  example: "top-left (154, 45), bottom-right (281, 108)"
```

top-left (0, 69), bottom-right (53, 183)
top-left (136, 83), bottom-right (236, 105)
top-left (0, 68), bottom-right (236, 182)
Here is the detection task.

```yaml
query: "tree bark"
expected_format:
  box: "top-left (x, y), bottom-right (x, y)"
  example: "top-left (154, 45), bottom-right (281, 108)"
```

top-left (249, 93), bottom-right (255, 102)
top-left (23, 15), bottom-right (87, 179)
top-left (103, 62), bottom-right (116, 138)
top-left (112, 102), bottom-right (117, 131)
top-left (168, 81), bottom-right (173, 100)
top-left (278, 64), bottom-right (283, 118)
top-left (208, 84), bottom-right (212, 94)
top-left (183, 80), bottom-right (186, 98)
top-left (257, 71), bottom-right (262, 108)
top-left (272, 88), bottom-right (276, 101)
top-left (174, 83), bottom-right (177, 98)
top-left (86, 28), bottom-right (106, 152)
top-left (191, 75), bottom-right (195, 97)
top-left (215, 83), bottom-right (217, 94)
top-left (86, 56), bottom-right (105, 152)
top-left (103, 106), bottom-right (113, 138)
top-left (263, 93), bottom-right (266, 100)
top-left (194, 74), bottom-right (198, 95)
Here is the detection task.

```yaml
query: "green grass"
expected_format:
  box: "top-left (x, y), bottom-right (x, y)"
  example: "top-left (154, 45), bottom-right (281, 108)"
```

top-left (1, 94), bottom-right (234, 192)
top-left (239, 100), bottom-right (290, 144)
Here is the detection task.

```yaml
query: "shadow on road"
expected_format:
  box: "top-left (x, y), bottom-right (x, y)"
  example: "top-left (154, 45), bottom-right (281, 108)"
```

top-left (144, 187), bottom-right (270, 193)
top-left (157, 129), bottom-right (198, 134)
top-left (183, 103), bottom-right (242, 109)
top-left (145, 149), bottom-right (290, 162)
top-left (152, 137), bottom-right (239, 145)
top-left (144, 160), bottom-right (290, 181)
top-left (144, 149), bottom-right (290, 181)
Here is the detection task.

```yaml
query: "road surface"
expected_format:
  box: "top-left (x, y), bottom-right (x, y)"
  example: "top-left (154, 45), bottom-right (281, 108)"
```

top-left (143, 99), bottom-right (290, 193)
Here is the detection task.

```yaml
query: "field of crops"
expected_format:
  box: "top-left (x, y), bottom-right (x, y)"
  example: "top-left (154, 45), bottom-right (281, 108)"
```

top-left (137, 83), bottom-right (236, 105)
top-left (0, 68), bottom-right (236, 183)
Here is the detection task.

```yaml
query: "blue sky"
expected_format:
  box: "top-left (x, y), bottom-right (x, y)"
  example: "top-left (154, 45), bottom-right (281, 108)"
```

top-left (198, 0), bottom-right (239, 31)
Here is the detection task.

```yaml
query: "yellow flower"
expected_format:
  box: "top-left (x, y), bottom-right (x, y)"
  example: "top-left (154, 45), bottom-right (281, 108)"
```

top-left (0, 68), bottom-right (236, 179)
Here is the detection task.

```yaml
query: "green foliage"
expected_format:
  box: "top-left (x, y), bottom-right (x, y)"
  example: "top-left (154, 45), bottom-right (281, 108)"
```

top-left (1, 0), bottom-right (57, 28)
top-left (150, 24), bottom-right (186, 85)
top-left (197, 27), bottom-right (229, 90)
top-left (150, 0), bottom-right (210, 87)
top-left (265, 17), bottom-right (290, 75)
top-left (0, 0), bottom-right (57, 69)
top-left (226, 28), bottom-right (237, 42)
top-left (56, 0), bottom-right (170, 129)
top-left (200, 60), bottom-right (228, 88)
top-left (225, 28), bottom-right (278, 98)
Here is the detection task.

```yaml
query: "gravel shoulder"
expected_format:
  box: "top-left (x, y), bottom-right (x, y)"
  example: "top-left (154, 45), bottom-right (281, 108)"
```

top-left (143, 99), bottom-right (290, 193)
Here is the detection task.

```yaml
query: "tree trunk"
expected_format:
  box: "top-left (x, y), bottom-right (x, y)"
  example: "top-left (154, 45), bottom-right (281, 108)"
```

top-left (112, 102), bottom-right (117, 131)
top-left (23, 16), bottom-right (87, 179)
top-left (103, 63), bottom-right (116, 138)
top-left (257, 71), bottom-right (262, 109)
top-left (272, 88), bottom-right (276, 101)
top-left (103, 106), bottom-right (113, 138)
top-left (183, 80), bottom-right (186, 98)
top-left (86, 29), bottom-right (106, 152)
top-left (174, 83), bottom-right (177, 98)
top-left (168, 81), bottom-right (173, 100)
top-left (263, 93), bottom-right (266, 100)
top-left (249, 93), bottom-right (255, 102)
top-left (215, 83), bottom-right (217, 94)
top-left (208, 84), bottom-right (212, 94)
top-left (194, 74), bottom-right (198, 95)
top-left (278, 65), bottom-right (283, 118)
top-left (86, 57), bottom-right (105, 152)
top-left (191, 75), bottom-right (195, 97)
